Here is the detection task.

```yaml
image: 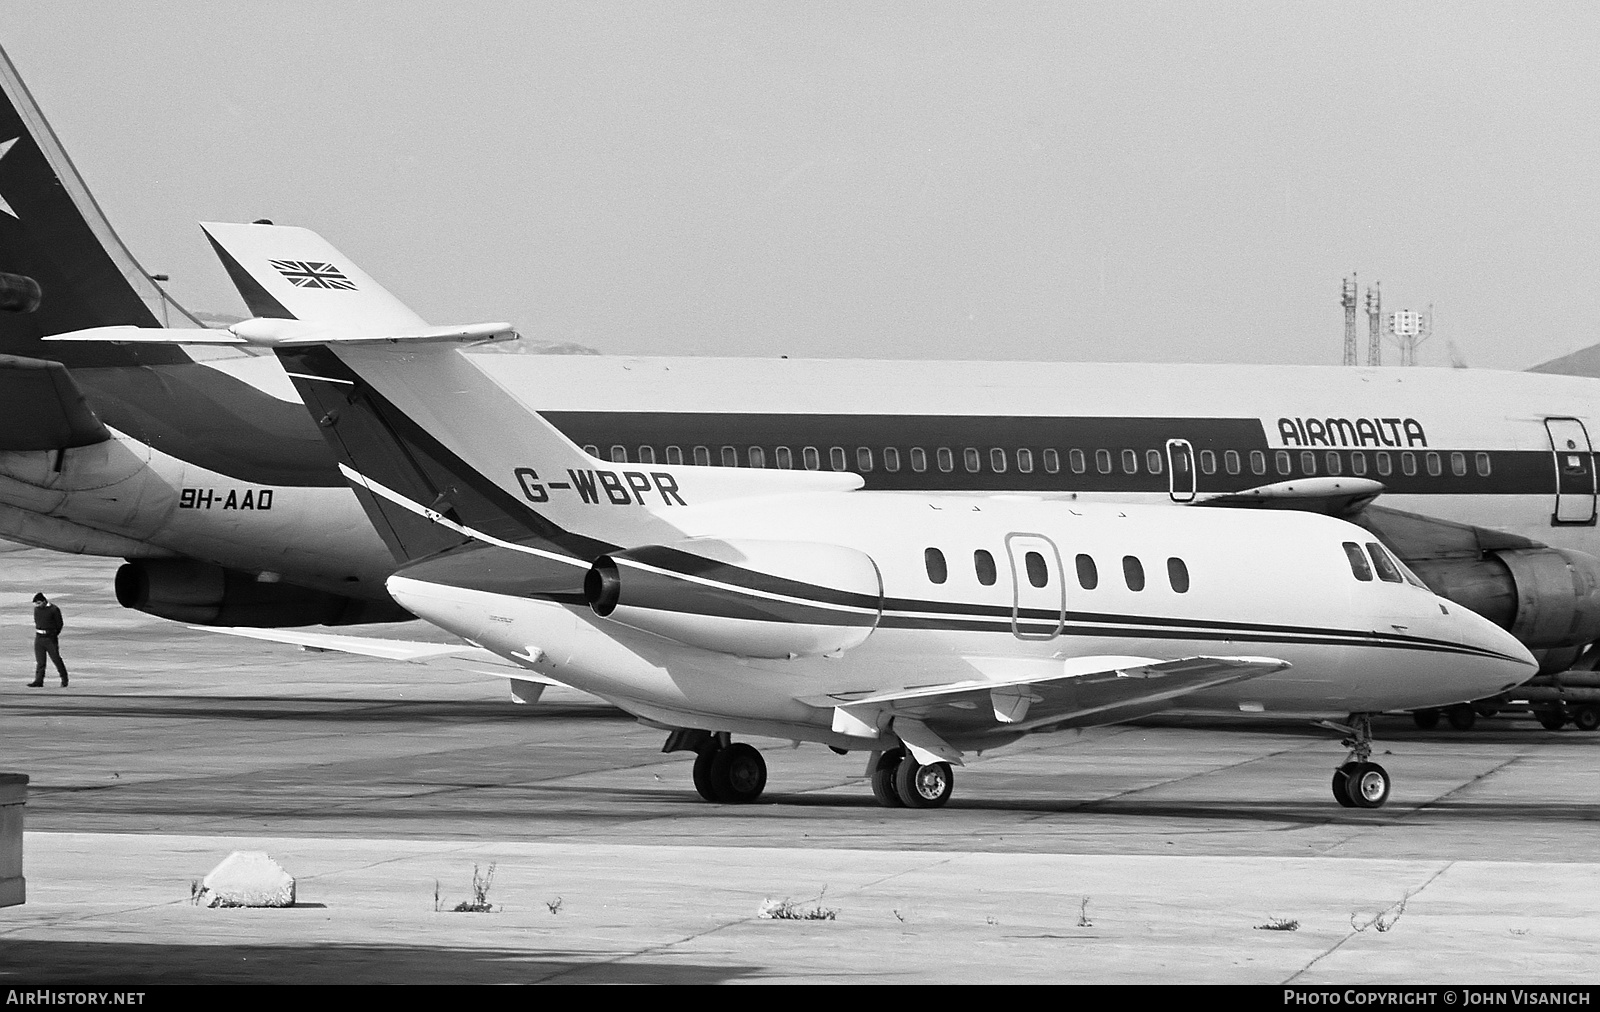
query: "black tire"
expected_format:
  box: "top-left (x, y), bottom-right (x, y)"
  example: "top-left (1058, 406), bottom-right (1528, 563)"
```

top-left (1446, 705), bottom-right (1477, 731)
top-left (1411, 709), bottom-right (1440, 731)
top-left (870, 749), bottom-right (905, 808)
top-left (1348, 762), bottom-right (1391, 809)
top-left (1573, 705), bottom-right (1600, 732)
top-left (1332, 763), bottom-right (1358, 808)
top-left (692, 748), bottom-right (720, 802)
top-left (893, 758), bottom-right (954, 809)
top-left (709, 742), bottom-right (767, 803)
top-left (1536, 708), bottom-right (1567, 731)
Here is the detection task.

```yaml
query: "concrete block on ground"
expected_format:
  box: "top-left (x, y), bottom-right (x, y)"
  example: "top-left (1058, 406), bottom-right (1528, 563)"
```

top-left (0, 773), bottom-right (26, 907)
top-left (196, 850), bottom-right (295, 908)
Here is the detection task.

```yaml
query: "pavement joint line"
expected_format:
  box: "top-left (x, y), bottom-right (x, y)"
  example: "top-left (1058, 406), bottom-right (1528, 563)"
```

top-left (1308, 755), bottom-right (1525, 858)
top-left (1412, 755), bottom-right (1524, 811)
top-left (1281, 859), bottom-right (1456, 984)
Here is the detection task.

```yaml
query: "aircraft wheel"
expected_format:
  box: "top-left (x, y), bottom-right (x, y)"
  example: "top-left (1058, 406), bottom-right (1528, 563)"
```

top-left (1347, 762), bottom-right (1391, 809)
top-left (1573, 705), bottom-right (1600, 732)
top-left (1536, 708), bottom-right (1567, 731)
top-left (1331, 763), bottom-right (1359, 808)
top-left (709, 743), bottom-right (767, 803)
top-left (1446, 705), bottom-right (1477, 731)
top-left (893, 758), bottom-right (953, 809)
top-left (692, 748), bottom-right (721, 802)
top-left (1411, 709), bottom-right (1440, 731)
top-left (870, 749), bottom-right (906, 808)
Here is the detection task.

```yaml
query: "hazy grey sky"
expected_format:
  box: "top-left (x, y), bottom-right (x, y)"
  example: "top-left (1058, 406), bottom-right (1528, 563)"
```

top-left (4, 2), bottom-right (1598, 368)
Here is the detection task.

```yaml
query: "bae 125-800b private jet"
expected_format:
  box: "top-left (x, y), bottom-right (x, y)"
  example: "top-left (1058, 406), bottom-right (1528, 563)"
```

top-left (84, 221), bottom-right (1536, 811)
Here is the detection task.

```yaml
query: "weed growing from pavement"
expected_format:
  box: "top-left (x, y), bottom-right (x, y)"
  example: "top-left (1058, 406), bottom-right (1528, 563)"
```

top-left (1077, 897), bottom-right (1092, 927)
top-left (545, 897), bottom-right (563, 915)
top-left (442, 863), bottom-right (497, 913)
top-left (1256, 917), bottom-right (1300, 931)
top-left (758, 886), bottom-right (837, 921)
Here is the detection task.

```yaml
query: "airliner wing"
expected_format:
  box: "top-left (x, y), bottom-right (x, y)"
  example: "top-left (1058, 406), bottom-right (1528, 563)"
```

top-left (815, 654), bottom-right (1288, 762)
top-left (0, 354), bottom-right (110, 449)
top-left (1194, 476), bottom-right (1383, 517)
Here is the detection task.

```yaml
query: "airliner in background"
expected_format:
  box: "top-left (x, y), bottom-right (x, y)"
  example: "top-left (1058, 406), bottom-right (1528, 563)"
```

top-left (3, 42), bottom-right (1599, 728)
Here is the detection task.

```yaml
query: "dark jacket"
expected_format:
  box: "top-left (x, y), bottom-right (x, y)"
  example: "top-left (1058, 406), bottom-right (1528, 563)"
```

top-left (34, 603), bottom-right (63, 637)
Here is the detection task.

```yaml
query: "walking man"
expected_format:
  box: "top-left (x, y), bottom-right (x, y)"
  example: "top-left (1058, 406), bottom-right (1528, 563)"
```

top-left (29, 592), bottom-right (67, 688)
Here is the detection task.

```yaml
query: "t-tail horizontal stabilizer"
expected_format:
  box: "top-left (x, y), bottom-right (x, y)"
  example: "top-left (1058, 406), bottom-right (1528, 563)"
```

top-left (0, 355), bottom-right (110, 450)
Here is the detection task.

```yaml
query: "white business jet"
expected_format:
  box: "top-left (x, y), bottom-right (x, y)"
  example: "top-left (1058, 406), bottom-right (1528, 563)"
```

top-left (88, 222), bottom-right (1537, 810)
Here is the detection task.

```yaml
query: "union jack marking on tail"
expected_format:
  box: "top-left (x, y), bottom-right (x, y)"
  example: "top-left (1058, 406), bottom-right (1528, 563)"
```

top-left (271, 260), bottom-right (357, 290)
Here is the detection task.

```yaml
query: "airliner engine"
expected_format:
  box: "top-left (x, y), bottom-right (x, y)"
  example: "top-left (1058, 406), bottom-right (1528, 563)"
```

top-left (116, 558), bottom-right (409, 627)
top-left (584, 538), bottom-right (882, 658)
top-left (0, 272), bottom-right (41, 314)
top-left (1411, 547), bottom-right (1600, 649)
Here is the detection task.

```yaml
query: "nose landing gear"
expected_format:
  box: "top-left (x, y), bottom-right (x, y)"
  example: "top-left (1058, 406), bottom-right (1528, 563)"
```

top-left (1322, 713), bottom-right (1391, 809)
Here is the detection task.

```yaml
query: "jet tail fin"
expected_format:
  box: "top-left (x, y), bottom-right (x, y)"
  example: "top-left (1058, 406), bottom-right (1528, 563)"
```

top-left (1528, 343), bottom-right (1600, 379)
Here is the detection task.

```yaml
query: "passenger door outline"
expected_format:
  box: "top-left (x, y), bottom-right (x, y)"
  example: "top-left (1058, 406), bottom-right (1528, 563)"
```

top-left (1005, 532), bottom-right (1065, 640)
top-left (1166, 439), bottom-right (1196, 503)
top-left (1545, 417), bottom-right (1597, 526)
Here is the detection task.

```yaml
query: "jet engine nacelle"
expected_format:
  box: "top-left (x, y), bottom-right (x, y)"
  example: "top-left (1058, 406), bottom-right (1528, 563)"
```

top-left (1411, 547), bottom-right (1600, 649)
top-left (584, 538), bottom-right (883, 658)
top-left (0, 272), bottom-right (41, 313)
top-left (116, 558), bottom-right (411, 627)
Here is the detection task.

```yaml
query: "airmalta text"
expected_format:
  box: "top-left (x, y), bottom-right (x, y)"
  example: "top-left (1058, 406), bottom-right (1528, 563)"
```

top-left (515, 468), bottom-right (686, 507)
top-left (1278, 417), bottom-right (1427, 448)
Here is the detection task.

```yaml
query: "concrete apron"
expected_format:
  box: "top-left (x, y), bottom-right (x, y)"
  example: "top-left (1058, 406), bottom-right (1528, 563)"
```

top-left (1, 831), bottom-right (1596, 984)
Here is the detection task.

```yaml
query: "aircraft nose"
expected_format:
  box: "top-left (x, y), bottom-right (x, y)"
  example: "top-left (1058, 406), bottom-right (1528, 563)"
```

top-left (1452, 599), bottom-right (1537, 692)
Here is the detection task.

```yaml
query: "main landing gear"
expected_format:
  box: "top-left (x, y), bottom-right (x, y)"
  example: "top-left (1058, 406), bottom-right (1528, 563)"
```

top-left (1324, 713), bottom-right (1391, 809)
top-left (869, 747), bottom-right (955, 809)
top-left (665, 730), bottom-right (768, 803)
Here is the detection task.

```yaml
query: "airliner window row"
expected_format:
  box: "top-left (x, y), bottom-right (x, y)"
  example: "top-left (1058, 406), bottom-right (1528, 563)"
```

top-left (923, 548), bottom-right (1191, 593)
top-left (584, 443), bottom-right (1497, 480)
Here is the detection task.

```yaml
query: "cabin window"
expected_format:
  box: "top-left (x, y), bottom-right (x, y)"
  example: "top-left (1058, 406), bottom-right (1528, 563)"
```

top-left (830, 447), bottom-right (847, 471)
top-left (749, 446), bottom-right (767, 469)
top-left (1167, 557), bottom-right (1190, 594)
top-left (1325, 451), bottom-right (1342, 475)
top-left (925, 548), bottom-right (948, 584)
top-left (990, 448), bottom-right (1007, 473)
top-left (1351, 451), bottom-right (1367, 476)
top-left (1451, 451), bottom-right (1467, 477)
top-left (1123, 555), bottom-right (1145, 591)
top-left (802, 446), bottom-right (820, 470)
top-left (1043, 448), bottom-right (1060, 474)
top-left (721, 446), bottom-right (738, 467)
top-left (636, 446), bottom-right (656, 464)
top-left (1426, 451), bottom-right (1442, 477)
top-left (937, 447), bottom-right (954, 472)
top-left (1095, 449), bottom-right (1113, 474)
top-left (1300, 451), bottom-right (1317, 475)
top-left (1376, 451), bottom-right (1392, 476)
top-left (884, 447), bottom-right (900, 472)
top-left (775, 446), bottom-right (793, 469)
top-left (1366, 542), bottom-right (1403, 583)
top-left (1224, 449), bottom-right (1241, 475)
top-left (1025, 551), bottom-right (1049, 588)
top-left (1401, 451), bottom-right (1417, 476)
top-left (857, 447), bottom-right (874, 472)
top-left (1122, 449), bottom-right (1138, 474)
top-left (974, 550), bottom-right (997, 586)
top-left (1343, 542), bottom-right (1373, 581)
top-left (1476, 452), bottom-right (1491, 476)
top-left (1275, 450), bottom-right (1292, 475)
top-left (1075, 553), bottom-right (1098, 590)
top-left (666, 445), bottom-right (683, 465)
top-left (609, 445), bottom-right (628, 463)
top-left (1198, 450), bottom-right (1215, 475)
top-left (582, 444), bottom-right (599, 457)
top-left (1147, 449), bottom-right (1165, 474)
top-left (1070, 449), bottom-right (1086, 474)
top-left (1250, 450), bottom-right (1267, 476)
top-left (964, 448), bottom-right (981, 473)
top-left (693, 446), bottom-right (711, 466)
top-left (1016, 448), bottom-right (1034, 473)
top-left (910, 447), bottom-right (927, 472)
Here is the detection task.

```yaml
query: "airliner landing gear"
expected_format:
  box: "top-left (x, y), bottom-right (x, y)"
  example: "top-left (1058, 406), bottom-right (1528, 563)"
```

top-left (1324, 713), bottom-right (1391, 809)
top-left (670, 730), bottom-right (767, 804)
top-left (868, 748), bottom-right (954, 809)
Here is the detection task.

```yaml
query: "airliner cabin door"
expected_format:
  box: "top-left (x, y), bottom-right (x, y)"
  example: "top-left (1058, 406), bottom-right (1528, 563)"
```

top-left (1005, 533), bottom-right (1065, 640)
top-left (1166, 439), bottom-right (1196, 503)
top-left (1545, 417), bottom-right (1597, 525)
